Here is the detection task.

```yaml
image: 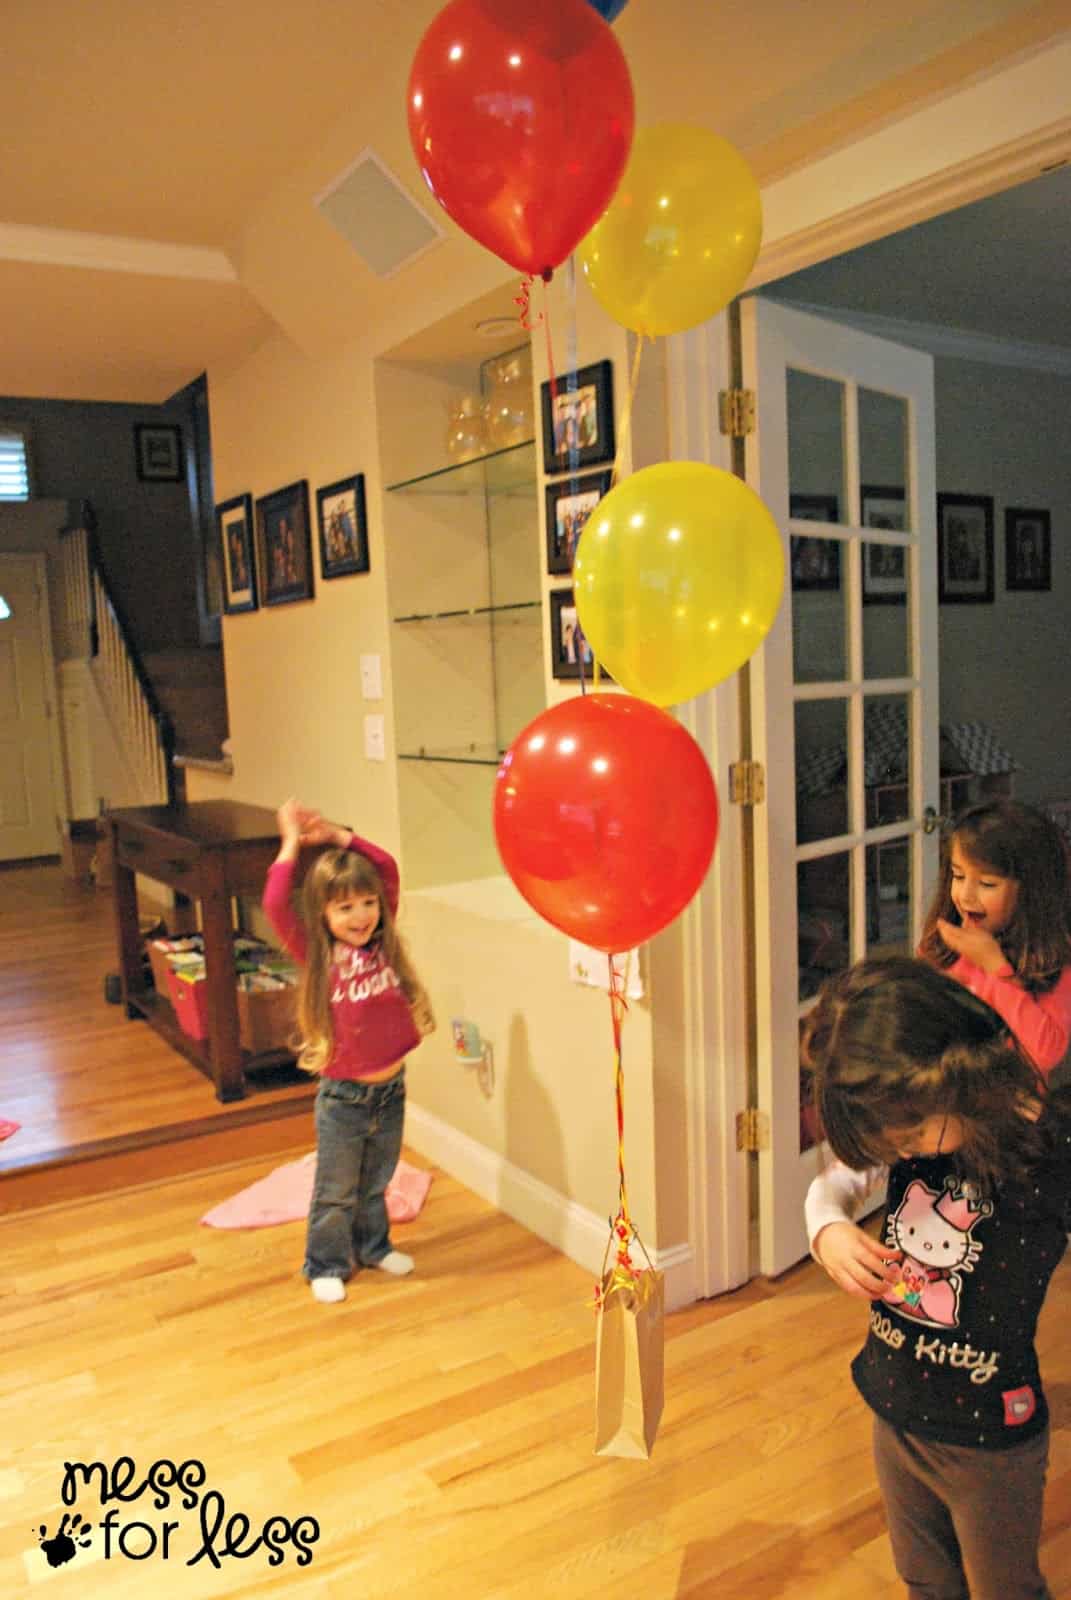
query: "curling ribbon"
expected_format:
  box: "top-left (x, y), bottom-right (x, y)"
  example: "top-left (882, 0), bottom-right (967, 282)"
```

top-left (593, 953), bottom-right (651, 1308)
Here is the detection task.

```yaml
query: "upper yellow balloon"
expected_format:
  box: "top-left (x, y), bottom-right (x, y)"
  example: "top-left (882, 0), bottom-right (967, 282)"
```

top-left (573, 462), bottom-right (784, 706)
top-left (578, 124), bottom-right (762, 337)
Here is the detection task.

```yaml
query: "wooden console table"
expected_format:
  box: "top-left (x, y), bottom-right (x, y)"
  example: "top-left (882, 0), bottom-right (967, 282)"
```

top-left (107, 800), bottom-right (305, 1102)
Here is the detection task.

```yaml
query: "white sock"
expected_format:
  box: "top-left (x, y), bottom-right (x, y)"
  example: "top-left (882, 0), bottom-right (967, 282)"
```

top-left (310, 1276), bottom-right (346, 1304)
top-left (374, 1250), bottom-right (413, 1277)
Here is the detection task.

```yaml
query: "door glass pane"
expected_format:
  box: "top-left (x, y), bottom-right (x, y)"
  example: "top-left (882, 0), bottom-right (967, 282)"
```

top-left (791, 533), bottom-right (846, 683)
top-left (798, 853), bottom-right (849, 1003)
top-left (796, 699), bottom-right (848, 843)
top-left (859, 388), bottom-right (910, 529)
top-left (864, 694), bottom-right (911, 826)
top-left (787, 369), bottom-right (846, 526)
top-left (862, 542), bottom-right (909, 678)
top-left (866, 839), bottom-right (911, 958)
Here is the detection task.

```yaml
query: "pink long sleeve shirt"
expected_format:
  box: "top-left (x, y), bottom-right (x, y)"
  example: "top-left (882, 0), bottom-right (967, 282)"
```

top-left (947, 955), bottom-right (1071, 1076)
top-left (262, 831), bottom-right (420, 1080)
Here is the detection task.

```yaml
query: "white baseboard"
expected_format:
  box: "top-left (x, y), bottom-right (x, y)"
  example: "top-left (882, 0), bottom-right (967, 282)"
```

top-left (405, 1100), bottom-right (696, 1310)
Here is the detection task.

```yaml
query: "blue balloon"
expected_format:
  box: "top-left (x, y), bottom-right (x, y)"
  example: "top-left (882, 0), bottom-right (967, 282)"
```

top-left (586, 0), bottom-right (629, 20)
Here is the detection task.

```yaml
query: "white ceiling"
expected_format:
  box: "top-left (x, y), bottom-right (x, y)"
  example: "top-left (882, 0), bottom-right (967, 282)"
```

top-left (760, 161), bottom-right (1071, 355)
top-left (1, 0), bottom-right (1066, 401)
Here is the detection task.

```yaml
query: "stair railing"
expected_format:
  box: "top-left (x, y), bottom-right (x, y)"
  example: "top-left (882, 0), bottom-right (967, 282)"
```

top-left (58, 505), bottom-right (179, 808)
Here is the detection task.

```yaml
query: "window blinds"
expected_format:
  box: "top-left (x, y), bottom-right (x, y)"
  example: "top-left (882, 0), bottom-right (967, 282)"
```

top-left (0, 430), bottom-right (31, 499)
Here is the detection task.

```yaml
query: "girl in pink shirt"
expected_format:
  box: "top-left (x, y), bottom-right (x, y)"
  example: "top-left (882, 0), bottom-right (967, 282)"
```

top-left (810, 798), bottom-right (1071, 1299)
top-left (917, 800), bottom-right (1071, 1076)
top-left (264, 799), bottom-right (434, 1305)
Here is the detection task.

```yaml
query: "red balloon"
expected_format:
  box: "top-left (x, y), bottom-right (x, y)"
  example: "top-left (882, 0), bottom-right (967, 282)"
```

top-left (407, 0), bottom-right (634, 279)
top-left (493, 694), bottom-right (718, 953)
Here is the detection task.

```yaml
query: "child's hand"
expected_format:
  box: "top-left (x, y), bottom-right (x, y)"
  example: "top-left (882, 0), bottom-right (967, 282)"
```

top-left (276, 798), bottom-right (303, 845)
top-left (297, 811), bottom-right (349, 848)
top-left (937, 917), bottom-right (1008, 975)
top-left (814, 1222), bottom-right (902, 1299)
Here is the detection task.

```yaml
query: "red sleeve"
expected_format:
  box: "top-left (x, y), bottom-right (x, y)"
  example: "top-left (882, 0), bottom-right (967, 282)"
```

top-left (262, 859), bottom-right (308, 964)
top-left (949, 956), bottom-right (1071, 1075)
top-left (347, 831), bottom-right (401, 918)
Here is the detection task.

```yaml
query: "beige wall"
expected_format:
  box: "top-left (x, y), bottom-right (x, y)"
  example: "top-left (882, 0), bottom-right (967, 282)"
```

top-left (201, 219), bottom-right (686, 1259)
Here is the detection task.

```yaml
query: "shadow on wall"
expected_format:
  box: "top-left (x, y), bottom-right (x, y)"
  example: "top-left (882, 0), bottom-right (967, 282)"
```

top-left (501, 1010), bottom-right (569, 1253)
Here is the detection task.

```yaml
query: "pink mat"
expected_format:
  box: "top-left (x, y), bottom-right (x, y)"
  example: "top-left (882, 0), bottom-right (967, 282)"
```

top-left (200, 1153), bottom-right (432, 1229)
top-left (0, 1120), bottom-right (20, 1141)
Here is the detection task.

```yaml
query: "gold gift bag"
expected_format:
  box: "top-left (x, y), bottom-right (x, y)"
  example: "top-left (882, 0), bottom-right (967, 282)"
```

top-left (594, 1252), bottom-right (665, 1459)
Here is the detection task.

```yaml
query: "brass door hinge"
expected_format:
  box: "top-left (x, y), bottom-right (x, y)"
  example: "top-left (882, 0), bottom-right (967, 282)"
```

top-left (718, 387), bottom-right (755, 437)
top-left (736, 1107), bottom-right (770, 1153)
top-left (729, 759), bottom-right (765, 806)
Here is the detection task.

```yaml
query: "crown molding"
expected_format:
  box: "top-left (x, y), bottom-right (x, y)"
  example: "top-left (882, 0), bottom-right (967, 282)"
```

top-left (759, 296), bottom-right (1071, 377)
top-left (0, 222), bottom-right (236, 282)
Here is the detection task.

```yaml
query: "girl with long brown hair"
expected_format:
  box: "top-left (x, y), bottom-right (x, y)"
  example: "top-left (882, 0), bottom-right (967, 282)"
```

top-left (264, 799), bottom-right (433, 1304)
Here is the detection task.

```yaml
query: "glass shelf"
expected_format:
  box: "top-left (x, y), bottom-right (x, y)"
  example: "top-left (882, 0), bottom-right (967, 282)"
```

top-left (392, 599), bottom-right (541, 625)
top-left (386, 440), bottom-right (535, 498)
top-left (398, 744), bottom-right (506, 767)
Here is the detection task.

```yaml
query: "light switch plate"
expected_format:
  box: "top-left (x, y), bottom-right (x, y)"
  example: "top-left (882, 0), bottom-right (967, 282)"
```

top-left (364, 714), bottom-right (385, 761)
top-left (360, 652), bottom-right (382, 700)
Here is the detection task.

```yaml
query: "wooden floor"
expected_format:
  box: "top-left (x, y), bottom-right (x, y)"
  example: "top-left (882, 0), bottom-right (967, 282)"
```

top-left (0, 861), bottom-right (316, 1208)
top-left (5, 862), bottom-right (1071, 1596)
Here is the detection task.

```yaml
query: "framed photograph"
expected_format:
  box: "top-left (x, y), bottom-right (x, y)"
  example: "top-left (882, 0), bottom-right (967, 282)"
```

top-left (134, 423), bottom-right (183, 483)
top-left (545, 469), bottom-right (612, 575)
top-left (789, 493), bottom-right (840, 592)
top-left (1004, 507), bottom-right (1051, 592)
top-left (861, 485), bottom-right (908, 604)
top-left (316, 474), bottom-right (369, 580)
top-left (541, 359), bottom-right (615, 475)
top-left (216, 493), bottom-right (257, 614)
top-left (549, 588), bottom-right (609, 682)
top-left (255, 480), bottom-right (314, 607)
top-left (937, 492), bottom-right (994, 604)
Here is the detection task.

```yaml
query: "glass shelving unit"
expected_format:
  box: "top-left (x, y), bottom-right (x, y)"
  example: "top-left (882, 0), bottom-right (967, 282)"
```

top-left (386, 437), bottom-right (543, 767)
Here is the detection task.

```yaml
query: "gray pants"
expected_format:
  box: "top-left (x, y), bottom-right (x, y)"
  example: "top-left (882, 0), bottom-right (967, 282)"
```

top-left (872, 1415), bottom-right (1051, 1600)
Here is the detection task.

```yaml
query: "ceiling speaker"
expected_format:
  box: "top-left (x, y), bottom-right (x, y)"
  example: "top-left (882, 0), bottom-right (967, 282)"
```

top-left (315, 149), bottom-right (443, 279)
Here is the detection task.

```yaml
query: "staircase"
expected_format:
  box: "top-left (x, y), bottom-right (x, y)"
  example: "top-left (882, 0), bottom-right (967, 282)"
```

top-left (142, 647), bottom-right (229, 764)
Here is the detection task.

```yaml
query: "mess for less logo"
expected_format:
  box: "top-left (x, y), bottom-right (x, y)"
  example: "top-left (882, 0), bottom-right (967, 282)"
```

top-left (35, 1457), bottom-right (319, 1570)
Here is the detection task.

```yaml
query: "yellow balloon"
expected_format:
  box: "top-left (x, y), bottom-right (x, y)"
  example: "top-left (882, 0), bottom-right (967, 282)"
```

top-left (578, 124), bottom-right (762, 337)
top-left (574, 462), bottom-right (784, 706)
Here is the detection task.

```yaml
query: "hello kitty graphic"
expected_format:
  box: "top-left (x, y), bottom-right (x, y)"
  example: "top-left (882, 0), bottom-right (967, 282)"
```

top-left (882, 1177), bottom-right (992, 1329)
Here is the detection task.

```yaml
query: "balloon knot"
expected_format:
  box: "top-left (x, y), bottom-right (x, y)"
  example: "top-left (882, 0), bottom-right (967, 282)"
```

top-left (541, 266), bottom-right (554, 283)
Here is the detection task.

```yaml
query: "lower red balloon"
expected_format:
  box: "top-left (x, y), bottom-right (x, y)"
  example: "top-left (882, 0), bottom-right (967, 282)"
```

top-left (493, 694), bottom-right (718, 953)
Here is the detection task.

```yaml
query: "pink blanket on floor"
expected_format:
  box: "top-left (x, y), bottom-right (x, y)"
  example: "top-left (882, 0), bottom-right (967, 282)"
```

top-left (200, 1154), bottom-right (432, 1229)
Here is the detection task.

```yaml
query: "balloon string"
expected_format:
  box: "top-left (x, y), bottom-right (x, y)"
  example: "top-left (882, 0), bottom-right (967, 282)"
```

top-left (610, 333), bottom-right (646, 489)
top-left (513, 274), bottom-right (544, 334)
top-left (594, 953), bottom-right (645, 1309)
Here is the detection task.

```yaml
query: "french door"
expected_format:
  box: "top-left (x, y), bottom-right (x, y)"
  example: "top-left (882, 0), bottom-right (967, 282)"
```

top-left (740, 297), bottom-right (940, 1276)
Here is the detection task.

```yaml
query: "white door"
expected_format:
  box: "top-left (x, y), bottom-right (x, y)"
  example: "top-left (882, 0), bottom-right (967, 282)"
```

top-left (740, 297), bottom-right (940, 1276)
top-left (0, 554), bottom-right (61, 861)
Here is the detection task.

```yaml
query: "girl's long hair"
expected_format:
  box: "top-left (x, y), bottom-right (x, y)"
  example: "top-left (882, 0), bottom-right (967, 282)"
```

top-left (918, 799), bottom-right (1071, 993)
top-left (801, 955), bottom-right (1051, 1195)
top-left (295, 847), bottom-right (432, 1075)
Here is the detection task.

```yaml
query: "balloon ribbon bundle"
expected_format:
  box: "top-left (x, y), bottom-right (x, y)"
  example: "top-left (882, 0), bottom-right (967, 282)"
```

top-left (592, 955), bottom-right (665, 1458)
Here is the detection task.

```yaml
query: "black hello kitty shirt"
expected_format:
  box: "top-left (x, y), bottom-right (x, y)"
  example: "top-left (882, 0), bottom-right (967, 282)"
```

top-left (852, 1114), bottom-right (1071, 1449)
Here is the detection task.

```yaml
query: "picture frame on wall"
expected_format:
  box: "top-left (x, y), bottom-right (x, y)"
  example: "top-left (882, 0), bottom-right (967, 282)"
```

top-left (316, 474), bottom-right (369, 579)
top-left (789, 493), bottom-right (840, 592)
top-left (861, 485), bottom-right (908, 605)
top-left (549, 587), bottom-right (610, 682)
top-left (216, 493), bottom-right (257, 614)
top-left (540, 359), bottom-right (615, 475)
top-left (134, 423), bottom-right (183, 483)
top-left (1004, 507), bottom-right (1051, 592)
top-left (545, 469), bottom-right (613, 575)
top-left (937, 492), bottom-right (994, 604)
top-left (255, 479), bottom-right (314, 607)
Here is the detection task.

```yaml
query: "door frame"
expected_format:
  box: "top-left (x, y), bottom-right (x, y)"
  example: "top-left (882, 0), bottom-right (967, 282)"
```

top-left (0, 552), bottom-right (66, 859)
top-left (680, 38), bottom-right (1071, 1297)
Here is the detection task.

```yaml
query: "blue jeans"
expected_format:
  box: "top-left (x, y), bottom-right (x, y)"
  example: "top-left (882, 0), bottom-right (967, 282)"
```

top-left (304, 1070), bottom-right (406, 1280)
